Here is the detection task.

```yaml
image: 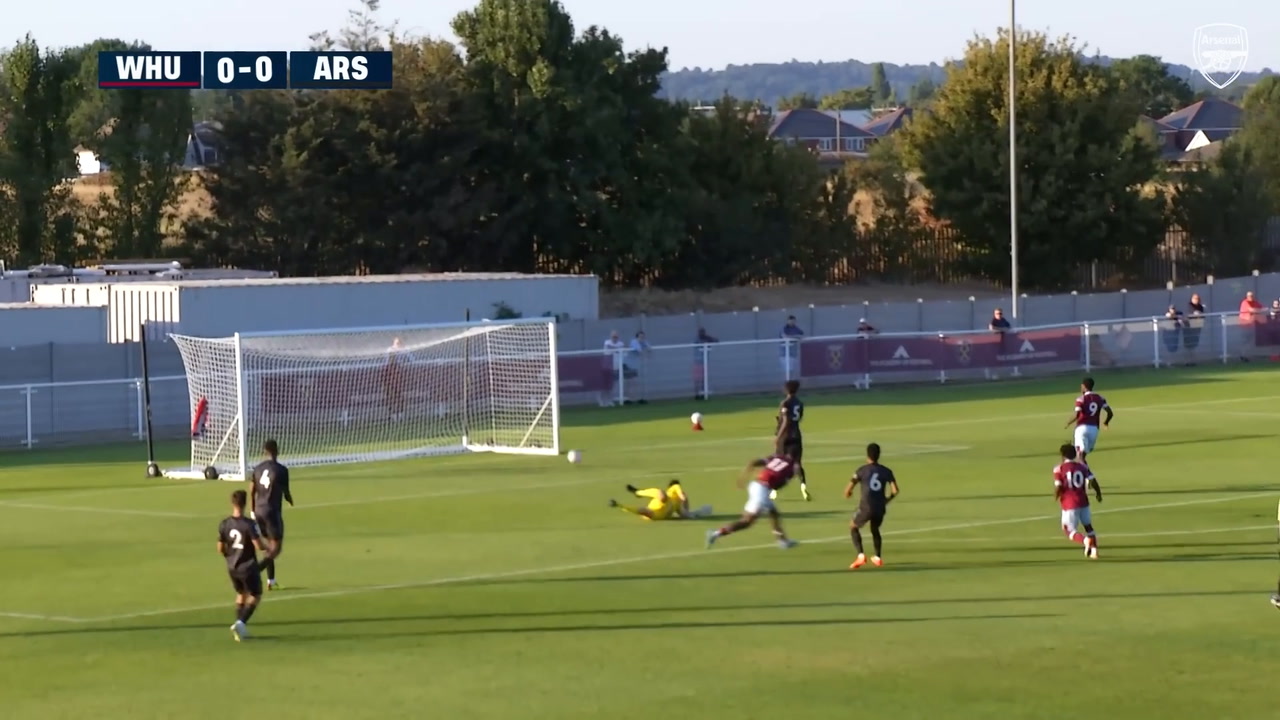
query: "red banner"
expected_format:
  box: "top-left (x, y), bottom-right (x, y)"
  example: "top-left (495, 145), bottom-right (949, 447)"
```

top-left (801, 327), bottom-right (1082, 378)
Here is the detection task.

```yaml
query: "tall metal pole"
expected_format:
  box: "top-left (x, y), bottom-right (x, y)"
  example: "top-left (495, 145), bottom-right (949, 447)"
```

top-left (1008, 0), bottom-right (1019, 319)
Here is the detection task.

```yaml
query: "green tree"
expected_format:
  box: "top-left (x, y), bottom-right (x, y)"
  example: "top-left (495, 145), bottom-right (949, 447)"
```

top-left (818, 86), bottom-right (873, 110)
top-left (777, 91), bottom-right (819, 110)
top-left (1109, 54), bottom-right (1194, 119)
top-left (899, 30), bottom-right (1167, 289)
top-left (1171, 142), bottom-right (1276, 275)
top-left (908, 77), bottom-right (937, 105)
top-left (1236, 76), bottom-right (1280, 207)
top-left (0, 36), bottom-right (79, 265)
top-left (870, 62), bottom-right (891, 104)
top-left (844, 138), bottom-right (930, 281)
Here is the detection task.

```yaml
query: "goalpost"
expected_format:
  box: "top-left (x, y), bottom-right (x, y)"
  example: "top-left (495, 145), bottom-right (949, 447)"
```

top-left (163, 318), bottom-right (560, 480)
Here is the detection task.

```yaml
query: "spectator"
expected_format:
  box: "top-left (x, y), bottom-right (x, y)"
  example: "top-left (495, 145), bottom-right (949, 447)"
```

top-left (693, 327), bottom-right (718, 400)
top-left (600, 330), bottom-right (626, 407)
top-left (856, 318), bottom-right (877, 336)
top-left (626, 331), bottom-right (651, 404)
top-left (1271, 299), bottom-right (1280, 321)
top-left (988, 308), bottom-right (1012, 333)
top-left (780, 315), bottom-right (804, 379)
top-left (1184, 294), bottom-right (1205, 360)
top-left (1239, 291), bottom-right (1264, 324)
top-left (1162, 305), bottom-right (1185, 364)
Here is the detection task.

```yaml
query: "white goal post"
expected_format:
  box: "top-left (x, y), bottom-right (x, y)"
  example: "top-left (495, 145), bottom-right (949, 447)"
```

top-left (164, 318), bottom-right (560, 481)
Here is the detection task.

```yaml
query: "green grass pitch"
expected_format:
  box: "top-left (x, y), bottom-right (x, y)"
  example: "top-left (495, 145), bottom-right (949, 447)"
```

top-left (3, 367), bottom-right (1280, 719)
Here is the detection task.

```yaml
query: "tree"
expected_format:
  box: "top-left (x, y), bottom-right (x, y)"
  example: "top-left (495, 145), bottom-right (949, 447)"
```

top-left (1109, 54), bottom-right (1193, 119)
top-left (899, 30), bottom-right (1167, 289)
top-left (908, 77), bottom-right (936, 105)
top-left (1171, 142), bottom-right (1276, 275)
top-left (0, 36), bottom-right (78, 265)
top-left (870, 62), bottom-right (891, 105)
top-left (844, 138), bottom-right (931, 281)
top-left (777, 91), bottom-right (819, 110)
top-left (818, 86), bottom-right (873, 110)
top-left (1236, 76), bottom-right (1280, 208)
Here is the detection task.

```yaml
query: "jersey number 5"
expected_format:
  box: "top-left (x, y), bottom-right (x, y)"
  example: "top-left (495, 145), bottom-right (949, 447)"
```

top-left (228, 529), bottom-right (244, 550)
top-left (868, 473), bottom-right (882, 492)
top-left (259, 470), bottom-right (271, 489)
top-left (791, 405), bottom-right (802, 422)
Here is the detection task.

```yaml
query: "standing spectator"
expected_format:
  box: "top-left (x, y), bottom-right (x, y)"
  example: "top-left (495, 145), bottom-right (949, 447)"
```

top-left (780, 315), bottom-right (805, 379)
top-left (988, 308), bottom-right (1012, 333)
top-left (384, 337), bottom-right (406, 419)
top-left (627, 331), bottom-right (651, 404)
top-left (1162, 305), bottom-right (1185, 365)
top-left (1271, 299), bottom-right (1280, 321)
top-left (1184, 293), bottom-right (1206, 361)
top-left (856, 318), bottom-right (877, 336)
top-left (987, 308), bottom-right (1012, 379)
top-left (693, 327), bottom-right (718, 400)
top-left (1239, 291), bottom-right (1264, 323)
top-left (601, 331), bottom-right (626, 407)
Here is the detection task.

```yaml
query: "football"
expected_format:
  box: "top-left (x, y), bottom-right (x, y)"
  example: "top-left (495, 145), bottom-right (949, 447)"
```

top-left (566, 449), bottom-right (582, 464)
top-left (690, 412), bottom-right (703, 425)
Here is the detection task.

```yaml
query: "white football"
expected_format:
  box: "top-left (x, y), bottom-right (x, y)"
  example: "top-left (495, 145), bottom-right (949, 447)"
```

top-left (566, 449), bottom-right (582, 464)
top-left (691, 412), bottom-right (703, 424)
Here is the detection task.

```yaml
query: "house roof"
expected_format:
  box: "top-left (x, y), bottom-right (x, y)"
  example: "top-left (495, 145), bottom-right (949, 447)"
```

top-left (768, 108), bottom-right (874, 139)
top-left (193, 121), bottom-right (222, 146)
top-left (861, 107), bottom-right (913, 136)
top-left (1176, 142), bottom-right (1223, 163)
top-left (1157, 97), bottom-right (1242, 131)
top-left (1138, 115), bottom-right (1178, 133)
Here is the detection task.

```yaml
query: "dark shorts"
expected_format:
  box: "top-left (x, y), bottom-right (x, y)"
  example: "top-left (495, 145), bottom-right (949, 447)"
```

top-left (257, 512), bottom-right (284, 541)
top-left (229, 567), bottom-right (263, 596)
top-left (778, 437), bottom-right (803, 463)
top-left (853, 507), bottom-right (885, 528)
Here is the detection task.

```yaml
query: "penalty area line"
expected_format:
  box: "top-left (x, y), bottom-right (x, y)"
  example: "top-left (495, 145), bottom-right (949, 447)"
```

top-left (67, 489), bottom-right (1273, 624)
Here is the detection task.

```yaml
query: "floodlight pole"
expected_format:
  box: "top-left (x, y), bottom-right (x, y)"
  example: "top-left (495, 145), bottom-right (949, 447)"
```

top-left (1008, 0), bottom-right (1020, 319)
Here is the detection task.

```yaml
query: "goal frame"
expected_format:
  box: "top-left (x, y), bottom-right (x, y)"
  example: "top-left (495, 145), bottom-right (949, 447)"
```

top-left (163, 317), bottom-right (561, 481)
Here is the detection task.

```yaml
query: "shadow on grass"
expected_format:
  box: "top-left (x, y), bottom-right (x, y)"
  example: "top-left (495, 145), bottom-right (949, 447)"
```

top-left (0, 612), bottom-right (1056, 640)
top-left (925, 486), bottom-right (1276, 502)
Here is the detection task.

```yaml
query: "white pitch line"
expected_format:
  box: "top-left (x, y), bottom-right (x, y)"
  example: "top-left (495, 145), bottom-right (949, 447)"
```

top-left (0, 501), bottom-right (197, 519)
top-left (45, 489), bottom-right (1270, 625)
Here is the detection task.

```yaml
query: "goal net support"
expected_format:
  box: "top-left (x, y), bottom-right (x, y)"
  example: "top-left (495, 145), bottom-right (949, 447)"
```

top-left (164, 318), bottom-right (560, 480)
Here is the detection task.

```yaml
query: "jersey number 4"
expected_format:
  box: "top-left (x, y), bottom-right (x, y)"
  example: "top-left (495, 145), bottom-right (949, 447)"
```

top-left (259, 470), bottom-right (271, 489)
top-left (228, 529), bottom-right (244, 550)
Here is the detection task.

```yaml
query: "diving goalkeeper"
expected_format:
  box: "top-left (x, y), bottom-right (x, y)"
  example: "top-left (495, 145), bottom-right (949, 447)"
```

top-left (609, 480), bottom-right (710, 520)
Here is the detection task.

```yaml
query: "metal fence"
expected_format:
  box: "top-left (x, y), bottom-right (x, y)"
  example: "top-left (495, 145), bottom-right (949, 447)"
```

top-left (3, 309), bottom-right (1276, 450)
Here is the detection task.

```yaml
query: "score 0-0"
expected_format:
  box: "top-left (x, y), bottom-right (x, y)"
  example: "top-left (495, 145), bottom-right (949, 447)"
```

top-left (202, 52), bottom-right (289, 90)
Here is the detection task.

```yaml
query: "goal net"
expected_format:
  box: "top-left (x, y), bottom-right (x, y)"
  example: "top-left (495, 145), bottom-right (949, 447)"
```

top-left (164, 319), bottom-right (560, 480)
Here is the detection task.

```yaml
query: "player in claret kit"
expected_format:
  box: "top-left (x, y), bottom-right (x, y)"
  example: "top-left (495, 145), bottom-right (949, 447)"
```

top-left (1065, 376), bottom-right (1112, 465)
top-left (1054, 444), bottom-right (1102, 559)
top-left (249, 439), bottom-right (293, 591)
top-left (705, 452), bottom-right (798, 550)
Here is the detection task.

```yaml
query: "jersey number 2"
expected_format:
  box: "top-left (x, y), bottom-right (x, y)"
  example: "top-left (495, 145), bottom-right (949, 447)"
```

top-left (228, 529), bottom-right (244, 550)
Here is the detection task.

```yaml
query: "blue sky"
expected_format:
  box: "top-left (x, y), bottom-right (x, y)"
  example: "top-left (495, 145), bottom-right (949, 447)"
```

top-left (10, 0), bottom-right (1277, 72)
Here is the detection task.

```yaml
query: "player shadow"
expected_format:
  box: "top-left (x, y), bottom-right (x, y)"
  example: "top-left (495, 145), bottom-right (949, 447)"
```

top-left (998, 434), bottom-right (1275, 459)
top-left (957, 539), bottom-right (1274, 553)
top-left (705, 509), bottom-right (844, 521)
top-left (0, 612), bottom-right (1057, 640)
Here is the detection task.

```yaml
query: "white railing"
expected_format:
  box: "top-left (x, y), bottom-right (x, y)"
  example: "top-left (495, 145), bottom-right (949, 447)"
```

top-left (1, 311), bottom-right (1277, 448)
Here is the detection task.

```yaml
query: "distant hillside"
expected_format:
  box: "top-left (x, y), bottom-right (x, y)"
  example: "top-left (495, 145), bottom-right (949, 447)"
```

top-left (660, 57), bottom-right (1277, 106)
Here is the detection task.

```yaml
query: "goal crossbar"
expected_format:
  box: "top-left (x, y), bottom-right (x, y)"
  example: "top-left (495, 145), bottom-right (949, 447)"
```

top-left (163, 318), bottom-right (561, 480)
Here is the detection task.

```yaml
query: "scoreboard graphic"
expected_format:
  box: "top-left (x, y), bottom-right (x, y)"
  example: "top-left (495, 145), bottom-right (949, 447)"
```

top-left (98, 51), bottom-right (393, 90)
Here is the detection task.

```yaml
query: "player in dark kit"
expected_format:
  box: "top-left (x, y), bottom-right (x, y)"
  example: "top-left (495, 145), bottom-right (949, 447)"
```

top-left (218, 490), bottom-right (271, 642)
top-left (705, 452), bottom-right (798, 550)
top-left (773, 380), bottom-right (810, 501)
top-left (249, 439), bottom-right (293, 591)
top-left (844, 443), bottom-right (899, 569)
